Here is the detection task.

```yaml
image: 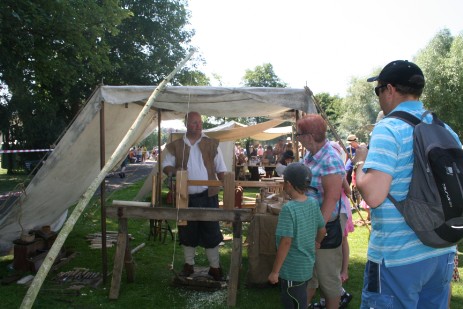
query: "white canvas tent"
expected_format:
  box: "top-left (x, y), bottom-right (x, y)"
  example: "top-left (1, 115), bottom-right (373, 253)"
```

top-left (0, 85), bottom-right (315, 250)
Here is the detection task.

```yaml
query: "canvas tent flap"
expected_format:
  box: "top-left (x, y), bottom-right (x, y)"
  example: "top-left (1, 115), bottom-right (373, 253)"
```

top-left (249, 125), bottom-right (293, 141)
top-left (0, 85), bottom-right (315, 250)
top-left (170, 119), bottom-right (288, 142)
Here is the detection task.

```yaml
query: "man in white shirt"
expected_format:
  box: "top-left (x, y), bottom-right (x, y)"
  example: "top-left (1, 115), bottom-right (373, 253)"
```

top-left (162, 111), bottom-right (227, 281)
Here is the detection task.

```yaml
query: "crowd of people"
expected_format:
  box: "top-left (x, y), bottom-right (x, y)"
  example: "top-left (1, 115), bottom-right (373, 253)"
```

top-left (126, 145), bottom-right (158, 164)
top-left (266, 60), bottom-right (460, 309)
top-left (126, 60), bottom-right (459, 309)
top-left (117, 145), bottom-right (159, 178)
top-left (234, 139), bottom-right (301, 179)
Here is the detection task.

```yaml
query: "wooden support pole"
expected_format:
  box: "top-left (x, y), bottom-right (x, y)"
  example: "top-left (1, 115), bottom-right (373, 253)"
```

top-left (109, 218), bottom-right (128, 300)
top-left (124, 229), bottom-right (134, 283)
top-left (151, 175), bottom-right (157, 207)
top-left (223, 172), bottom-right (235, 210)
top-left (305, 86), bottom-right (350, 158)
top-left (20, 49), bottom-right (196, 309)
top-left (228, 220), bottom-right (243, 307)
top-left (176, 170), bottom-right (188, 226)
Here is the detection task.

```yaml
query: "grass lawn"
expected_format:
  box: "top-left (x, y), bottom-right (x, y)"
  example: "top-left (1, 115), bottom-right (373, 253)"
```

top-left (0, 169), bottom-right (462, 308)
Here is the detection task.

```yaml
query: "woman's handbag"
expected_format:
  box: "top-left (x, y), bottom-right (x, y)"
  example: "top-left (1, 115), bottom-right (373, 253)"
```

top-left (320, 200), bottom-right (342, 249)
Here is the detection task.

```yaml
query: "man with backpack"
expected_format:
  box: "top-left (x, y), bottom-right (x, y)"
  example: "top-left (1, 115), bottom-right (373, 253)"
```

top-left (354, 60), bottom-right (459, 309)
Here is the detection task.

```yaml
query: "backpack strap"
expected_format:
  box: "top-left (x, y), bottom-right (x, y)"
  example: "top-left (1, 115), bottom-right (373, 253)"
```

top-left (386, 111), bottom-right (420, 127)
top-left (384, 111), bottom-right (420, 206)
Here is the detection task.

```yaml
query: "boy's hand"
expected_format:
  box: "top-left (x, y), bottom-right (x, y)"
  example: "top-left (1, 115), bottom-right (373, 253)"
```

top-left (268, 272), bottom-right (279, 284)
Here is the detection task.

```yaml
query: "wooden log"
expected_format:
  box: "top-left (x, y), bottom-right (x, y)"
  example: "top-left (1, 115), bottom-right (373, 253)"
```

top-left (131, 243), bottom-right (145, 255)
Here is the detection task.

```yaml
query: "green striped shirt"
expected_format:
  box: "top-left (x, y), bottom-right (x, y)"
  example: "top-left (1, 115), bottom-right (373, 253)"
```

top-left (276, 198), bottom-right (325, 281)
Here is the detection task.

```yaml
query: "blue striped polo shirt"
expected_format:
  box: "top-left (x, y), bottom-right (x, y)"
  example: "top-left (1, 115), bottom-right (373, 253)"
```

top-left (364, 101), bottom-right (457, 267)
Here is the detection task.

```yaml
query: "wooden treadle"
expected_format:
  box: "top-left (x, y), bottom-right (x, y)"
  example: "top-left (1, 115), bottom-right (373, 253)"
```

top-left (172, 266), bottom-right (228, 290)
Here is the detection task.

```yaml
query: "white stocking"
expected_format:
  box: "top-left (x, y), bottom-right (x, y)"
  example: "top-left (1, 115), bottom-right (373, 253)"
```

top-left (183, 245), bottom-right (196, 265)
top-left (205, 246), bottom-right (220, 268)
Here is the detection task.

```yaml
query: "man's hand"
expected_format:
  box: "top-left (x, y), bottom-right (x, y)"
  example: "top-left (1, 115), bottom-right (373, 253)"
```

top-left (352, 144), bottom-right (368, 164)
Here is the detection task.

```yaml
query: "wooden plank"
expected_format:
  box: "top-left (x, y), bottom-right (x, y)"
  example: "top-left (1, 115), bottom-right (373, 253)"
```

top-left (107, 206), bottom-right (253, 222)
top-left (109, 218), bottom-right (128, 300)
top-left (122, 219), bottom-right (134, 283)
top-left (223, 172), bottom-right (235, 211)
top-left (188, 179), bottom-right (222, 187)
top-left (234, 181), bottom-right (281, 188)
top-left (227, 221), bottom-right (243, 307)
top-left (187, 179), bottom-right (281, 188)
top-left (176, 170), bottom-right (188, 226)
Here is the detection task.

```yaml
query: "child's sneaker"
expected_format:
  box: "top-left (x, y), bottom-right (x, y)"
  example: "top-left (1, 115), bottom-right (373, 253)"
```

top-left (339, 291), bottom-right (353, 308)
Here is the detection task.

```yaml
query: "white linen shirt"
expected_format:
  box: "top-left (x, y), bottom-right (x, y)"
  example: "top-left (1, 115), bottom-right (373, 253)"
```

top-left (162, 133), bottom-right (227, 194)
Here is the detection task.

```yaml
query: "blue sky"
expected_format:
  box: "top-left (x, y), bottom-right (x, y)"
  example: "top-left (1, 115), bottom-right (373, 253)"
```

top-left (187, 0), bottom-right (463, 96)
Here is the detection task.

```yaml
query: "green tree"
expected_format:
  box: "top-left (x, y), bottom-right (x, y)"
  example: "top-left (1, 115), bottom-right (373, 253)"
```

top-left (103, 0), bottom-right (195, 86)
top-left (242, 63), bottom-right (287, 88)
top-left (176, 70), bottom-right (210, 86)
top-left (415, 29), bottom-right (463, 136)
top-left (237, 63), bottom-right (288, 126)
top-left (237, 63), bottom-right (289, 146)
top-left (337, 76), bottom-right (380, 143)
top-left (0, 0), bottom-right (196, 172)
top-left (314, 92), bottom-right (343, 127)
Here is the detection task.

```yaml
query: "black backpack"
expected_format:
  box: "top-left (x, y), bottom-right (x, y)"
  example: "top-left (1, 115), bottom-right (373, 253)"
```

top-left (386, 110), bottom-right (463, 248)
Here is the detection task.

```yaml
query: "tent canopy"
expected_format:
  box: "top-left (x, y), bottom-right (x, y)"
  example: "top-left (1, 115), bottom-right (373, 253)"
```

top-left (100, 85), bottom-right (315, 118)
top-left (171, 119), bottom-right (292, 142)
top-left (0, 85), bottom-right (315, 250)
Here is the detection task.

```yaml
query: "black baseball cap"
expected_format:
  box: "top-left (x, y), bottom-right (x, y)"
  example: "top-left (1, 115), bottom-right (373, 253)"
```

top-left (283, 162), bottom-right (317, 192)
top-left (367, 60), bottom-right (425, 90)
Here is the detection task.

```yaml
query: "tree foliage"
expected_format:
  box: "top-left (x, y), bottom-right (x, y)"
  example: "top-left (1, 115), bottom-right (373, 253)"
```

top-left (415, 29), bottom-right (463, 136)
top-left (314, 92), bottom-right (343, 126)
top-left (242, 63), bottom-right (287, 88)
top-left (0, 0), bottom-right (196, 161)
top-left (230, 63), bottom-right (288, 126)
top-left (336, 29), bottom-right (463, 144)
top-left (336, 76), bottom-right (380, 143)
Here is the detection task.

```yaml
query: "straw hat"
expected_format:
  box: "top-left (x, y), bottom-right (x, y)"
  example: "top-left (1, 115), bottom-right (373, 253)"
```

top-left (347, 134), bottom-right (358, 143)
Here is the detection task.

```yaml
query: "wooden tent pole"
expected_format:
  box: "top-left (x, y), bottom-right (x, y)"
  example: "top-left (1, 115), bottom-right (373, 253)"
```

top-left (304, 86), bottom-right (350, 158)
top-left (99, 101), bottom-right (108, 283)
top-left (20, 49), bottom-right (195, 309)
top-left (157, 108), bottom-right (162, 206)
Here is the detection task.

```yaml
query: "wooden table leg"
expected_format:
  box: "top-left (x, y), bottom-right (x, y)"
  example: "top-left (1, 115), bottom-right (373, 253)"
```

top-left (109, 218), bottom-right (129, 299)
top-left (227, 221), bottom-right (242, 307)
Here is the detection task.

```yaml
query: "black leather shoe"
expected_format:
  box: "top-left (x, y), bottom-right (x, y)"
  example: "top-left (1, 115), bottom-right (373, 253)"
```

top-left (208, 267), bottom-right (224, 281)
top-left (179, 263), bottom-right (194, 277)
